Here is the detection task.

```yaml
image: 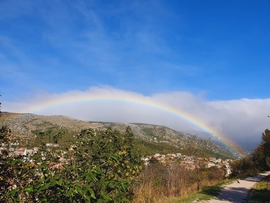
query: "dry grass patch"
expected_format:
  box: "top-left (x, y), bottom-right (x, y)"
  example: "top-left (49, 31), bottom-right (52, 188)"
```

top-left (132, 163), bottom-right (226, 203)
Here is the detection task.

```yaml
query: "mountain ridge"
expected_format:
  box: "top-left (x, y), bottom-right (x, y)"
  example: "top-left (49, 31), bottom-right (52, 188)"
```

top-left (0, 112), bottom-right (238, 159)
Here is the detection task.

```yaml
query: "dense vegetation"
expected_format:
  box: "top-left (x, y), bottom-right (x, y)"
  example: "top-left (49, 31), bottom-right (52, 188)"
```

top-left (32, 127), bottom-right (233, 159)
top-left (132, 163), bottom-right (225, 202)
top-left (0, 126), bottom-right (143, 202)
top-left (231, 129), bottom-right (270, 177)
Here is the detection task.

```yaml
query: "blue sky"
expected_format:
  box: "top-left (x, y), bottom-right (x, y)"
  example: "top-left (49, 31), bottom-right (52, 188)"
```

top-left (1, 0), bottom-right (269, 101)
top-left (1, 0), bottom-right (270, 150)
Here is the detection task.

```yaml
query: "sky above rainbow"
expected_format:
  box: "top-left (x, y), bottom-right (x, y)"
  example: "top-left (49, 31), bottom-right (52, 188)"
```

top-left (1, 0), bottom-right (270, 152)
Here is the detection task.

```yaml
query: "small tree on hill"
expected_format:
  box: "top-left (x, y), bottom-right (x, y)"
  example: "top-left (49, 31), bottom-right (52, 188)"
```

top-left (251, 129), bottom-right (270, 169)
top-left (261, 129), bottom-right (270, 168)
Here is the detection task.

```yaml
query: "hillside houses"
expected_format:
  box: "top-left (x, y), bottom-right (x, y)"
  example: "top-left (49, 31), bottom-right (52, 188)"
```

top-left (141, 153), bottom-right (232, 177)
top-left (1, 141), bottom-right (232, 178)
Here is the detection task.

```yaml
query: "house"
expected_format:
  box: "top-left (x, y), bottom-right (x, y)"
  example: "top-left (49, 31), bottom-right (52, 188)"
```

top-left (46, 143), bottom-right (59, 148)
top-left (207, 162), bottom-right (216, 168)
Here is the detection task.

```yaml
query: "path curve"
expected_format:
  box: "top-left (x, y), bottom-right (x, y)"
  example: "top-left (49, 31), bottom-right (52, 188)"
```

top-left (207, 171), bottom-right (270, 203)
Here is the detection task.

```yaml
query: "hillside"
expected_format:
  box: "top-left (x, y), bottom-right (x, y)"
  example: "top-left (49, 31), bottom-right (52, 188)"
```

top-left (0, 112), bottom-right (236, 159)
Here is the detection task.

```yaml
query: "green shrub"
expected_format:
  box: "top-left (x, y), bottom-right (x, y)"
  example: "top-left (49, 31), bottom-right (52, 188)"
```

top-left (0, 127), bottom-right (143, 202)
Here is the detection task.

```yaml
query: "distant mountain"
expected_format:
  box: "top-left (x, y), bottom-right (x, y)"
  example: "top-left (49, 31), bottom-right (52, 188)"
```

top-left (0, 112), bottom-right (239, 159)
top-left (185, 130), bottom-right (213, 139)
top-left (185, 130), bottom-right (248, 158)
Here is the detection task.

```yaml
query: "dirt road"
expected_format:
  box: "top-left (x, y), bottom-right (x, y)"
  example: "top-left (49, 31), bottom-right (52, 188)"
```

top-left (207, 171), bottom-right (270, 203)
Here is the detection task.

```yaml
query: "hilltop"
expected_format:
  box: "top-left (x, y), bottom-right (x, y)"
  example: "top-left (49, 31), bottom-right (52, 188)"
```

top-left (0, 112), bottom-right (237, 159)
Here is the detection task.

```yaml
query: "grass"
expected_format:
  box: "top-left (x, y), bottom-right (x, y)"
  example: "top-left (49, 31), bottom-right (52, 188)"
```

top-left (170, 185), bottom-right (221, 203)
top-left (132, 163), bottom-right (230, 203)
top-left (247, 175), bottom-right (270, 203)
top-left (167, 179), bottom-right (235, 203)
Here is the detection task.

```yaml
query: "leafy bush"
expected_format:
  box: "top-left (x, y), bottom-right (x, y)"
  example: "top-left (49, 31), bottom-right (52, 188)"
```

top-left (0, 126), bottom-right (143, 202)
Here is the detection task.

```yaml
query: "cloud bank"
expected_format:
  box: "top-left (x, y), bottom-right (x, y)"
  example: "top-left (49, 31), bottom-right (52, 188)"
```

top-left (4, 87), bottom-right (270, 151)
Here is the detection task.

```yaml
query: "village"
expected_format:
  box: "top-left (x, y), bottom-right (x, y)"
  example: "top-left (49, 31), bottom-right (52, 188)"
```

top-left (142, 153), bottom-right (232, 177)
top-left (1, 142), bottom-right (233, 178)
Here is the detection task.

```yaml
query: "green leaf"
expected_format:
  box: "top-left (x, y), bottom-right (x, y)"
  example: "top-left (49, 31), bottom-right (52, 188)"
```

top-left (75, 186), bottom-right (83, 195)
top-left (10, 188), bottom-right (19, 196)
top-left (111, 155), bottom-right (119, 161)
top-left (50, 180), bottom-right (57, 186)
top-left (39, 182), bottom-right (50, 191)
top-left (24, 186), bottom-right (33, 193)
top-left (97, 199), bottom-right (103, 203)
top-left (89, 189), bottom-right (96, 199)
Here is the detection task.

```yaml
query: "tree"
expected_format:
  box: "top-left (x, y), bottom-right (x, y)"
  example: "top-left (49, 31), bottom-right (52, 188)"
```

top-left (261, 129), bottom-right (270, 168)
top-left (251, 129), bottom-right (270, 169)
top-left (231, 129), bottom-right (270, 177)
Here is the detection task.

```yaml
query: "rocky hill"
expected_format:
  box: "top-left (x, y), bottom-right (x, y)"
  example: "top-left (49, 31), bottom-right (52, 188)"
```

top-left (0, 112), bottom-right (237, 159)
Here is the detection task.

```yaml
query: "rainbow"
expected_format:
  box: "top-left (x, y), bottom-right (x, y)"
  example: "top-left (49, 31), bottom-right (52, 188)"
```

top-left (23, 89), bottom-right (244, 157)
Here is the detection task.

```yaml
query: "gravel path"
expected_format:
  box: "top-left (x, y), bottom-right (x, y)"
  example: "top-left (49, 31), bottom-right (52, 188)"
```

top-left (207, 171), bottom-right (270, 203)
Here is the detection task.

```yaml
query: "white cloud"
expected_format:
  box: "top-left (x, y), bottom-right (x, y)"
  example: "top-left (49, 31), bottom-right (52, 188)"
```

top-left (4, 86), bottom-right (270, 150)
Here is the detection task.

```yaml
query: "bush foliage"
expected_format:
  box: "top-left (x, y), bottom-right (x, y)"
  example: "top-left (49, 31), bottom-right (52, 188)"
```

top-left (0, 126), bottom-right (143, 202)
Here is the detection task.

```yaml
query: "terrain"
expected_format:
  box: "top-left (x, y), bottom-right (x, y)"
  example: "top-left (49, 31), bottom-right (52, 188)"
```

top-left (0, 112), bottom-right (236, 159)
top-left (207, 171), bottom-right (270, 203)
